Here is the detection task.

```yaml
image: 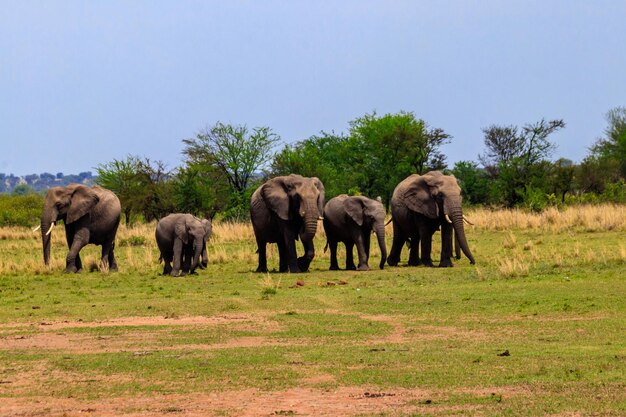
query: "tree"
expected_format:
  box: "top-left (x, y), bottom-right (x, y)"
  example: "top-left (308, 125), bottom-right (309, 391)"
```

top-left (480, 119), bottom-right (565, 207)
top-left (172, 164), bottom-right (229, 219)
top-left (450, 161), bottom-right (490, 205)
top-left (95, 156), bottom-right (143, 225)
top-left (182, 122), bottom-right (280, 194)
top-left (589, 106), bottom-right (626, 179)
top-left (182, 122), bottom-right (280, 219)
top-left (550, 158), bottom-right (575, 203)
top-left (347, 111), bottom-right (452, 206)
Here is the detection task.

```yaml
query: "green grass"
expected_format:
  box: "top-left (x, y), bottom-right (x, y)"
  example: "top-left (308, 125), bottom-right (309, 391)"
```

top-left (0, 225), bottom-right (624, 415)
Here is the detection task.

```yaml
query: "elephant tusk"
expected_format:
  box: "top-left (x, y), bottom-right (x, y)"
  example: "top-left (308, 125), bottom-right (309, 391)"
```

top-left (445, 214), bottom-right (453, 224)
top-left (463, 215), bottom-right (474, 225)
top-left (32, 225), bottom-right (41, 232)
top-left (45, 222), bottom-right (56, 236)
top-left (318, 216), bottom-right (324, 220)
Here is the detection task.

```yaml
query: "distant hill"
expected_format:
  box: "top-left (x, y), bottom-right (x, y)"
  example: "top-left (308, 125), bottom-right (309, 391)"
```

top-left (0, 172), bottom-right (96, 193)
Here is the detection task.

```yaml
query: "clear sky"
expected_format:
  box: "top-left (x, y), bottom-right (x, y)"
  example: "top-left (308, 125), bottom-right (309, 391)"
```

top-left (2, 0), bottom-right (625, 176)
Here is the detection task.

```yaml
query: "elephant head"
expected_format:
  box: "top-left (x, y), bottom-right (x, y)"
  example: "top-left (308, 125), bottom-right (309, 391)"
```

top-left (261, 174), bottom-right (325, 241)
top-left (176, 214), bottom-right (207, 273)
top-left (344, 196), bottom-right (388, 269)
top-left (400, 171), bottom-right (475, 264)
top-left (41, 184), bottom-right (99, 266)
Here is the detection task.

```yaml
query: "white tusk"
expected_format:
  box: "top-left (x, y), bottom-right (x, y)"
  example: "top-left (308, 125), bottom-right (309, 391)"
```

top-left (463, 215), bottom-right (474, 226)
top-left (45, 222), bottom-right (56, 236)
top-left (318, 216), bottom-right (324, 220)
top-left (445, 214), bottom-right (452, 224)
top-left (32, 225), bottom-right (41, 232)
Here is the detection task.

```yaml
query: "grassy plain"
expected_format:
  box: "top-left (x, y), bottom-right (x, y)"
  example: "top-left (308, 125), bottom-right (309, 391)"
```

top-left (0, 205), bottom-right (624, 416)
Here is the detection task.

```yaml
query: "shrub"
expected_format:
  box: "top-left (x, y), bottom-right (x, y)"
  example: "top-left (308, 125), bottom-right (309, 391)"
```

top-left (0, 194), bottom-right (44, 227)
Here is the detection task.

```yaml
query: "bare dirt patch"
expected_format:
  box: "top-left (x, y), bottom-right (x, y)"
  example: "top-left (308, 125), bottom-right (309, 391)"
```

top-left (0, 385), bottom-right (518, 416)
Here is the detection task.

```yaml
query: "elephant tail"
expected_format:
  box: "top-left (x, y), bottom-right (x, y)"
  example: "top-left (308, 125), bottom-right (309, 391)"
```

top-left (385, 217), bottom-right (393, 226)
top-left (324, 241), bottom-right (328, 253)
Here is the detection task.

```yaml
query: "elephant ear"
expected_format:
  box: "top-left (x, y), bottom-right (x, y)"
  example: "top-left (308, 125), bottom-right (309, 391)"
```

top-left (402, 175), bottom-right (438, 219)
top-left (67, 186), bottom-right (99, 224)
top-left (175, 219), bottom-right (189, 244)
top-left (344, 197), bottom-right (364, 226)
top-left (312, 177), bottom-right (325, 216)
top-left (261, 177), bottom-right (290, 221)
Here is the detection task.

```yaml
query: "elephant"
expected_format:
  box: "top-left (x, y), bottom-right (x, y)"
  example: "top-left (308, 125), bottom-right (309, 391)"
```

top-left (155, 213), bottom-right (211, 276)
top-left (182, 217), bottom-right (212, 272)
top-left (387, 171), bottom-right (475, 267)
top-left (250, 174), bottom-right (325, 273)
top-left (323, 195), bottom-right (388, 271)
top-left (38, 184), bottom-right (121, 273)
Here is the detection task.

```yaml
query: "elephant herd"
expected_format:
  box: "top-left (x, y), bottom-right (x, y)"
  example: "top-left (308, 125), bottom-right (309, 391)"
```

top-left (36, 172), bottom-right (475, 275)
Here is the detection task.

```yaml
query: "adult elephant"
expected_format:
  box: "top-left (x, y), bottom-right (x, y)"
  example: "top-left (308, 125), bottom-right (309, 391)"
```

top-left (323, 195), bottom-right (387, 271)
top-left (250, 174), bottom-right (325, 273)
top-left (387, 171), bottom-right (475, 267)
top-left (156, 213), bottom-right (209, 276)
top-left (38, 184), bottom-right (121, 273)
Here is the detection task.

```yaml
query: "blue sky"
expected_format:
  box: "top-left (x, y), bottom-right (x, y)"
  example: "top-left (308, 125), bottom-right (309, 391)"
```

top-left (2, 0), bottom-right (625, 176)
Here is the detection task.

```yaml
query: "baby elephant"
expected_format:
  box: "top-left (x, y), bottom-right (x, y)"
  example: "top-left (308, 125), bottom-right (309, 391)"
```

top-left (155, 213), bottom-right (212, 276)
top-left (323, 195), bottom-right (388, 271)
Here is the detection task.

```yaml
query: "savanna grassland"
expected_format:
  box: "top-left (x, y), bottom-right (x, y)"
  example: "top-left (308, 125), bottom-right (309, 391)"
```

top-left (0, 205), bottom-right (625, 416)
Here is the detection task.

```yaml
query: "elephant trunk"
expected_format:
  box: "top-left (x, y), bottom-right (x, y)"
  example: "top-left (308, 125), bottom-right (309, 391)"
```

top-left (447, 205), bottom-right (475, 265)
top-left (374, 221), bottom-right (387, 269)
top-left (299, 202), bottom-right (319, 242)
top-left (191, 240), bottom-right (203, 272)
top-left (41, 206), bottom-right (57, 266)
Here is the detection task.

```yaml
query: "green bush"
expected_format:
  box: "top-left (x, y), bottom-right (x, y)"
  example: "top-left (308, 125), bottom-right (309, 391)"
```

top-left (0, 194), bottom-right (44, 227)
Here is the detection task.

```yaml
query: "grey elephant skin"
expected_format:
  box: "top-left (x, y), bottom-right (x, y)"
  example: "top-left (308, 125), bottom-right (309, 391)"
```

top-left (387, 171), bottom-right (475, 267)
top-left (156, 213), bottom-right (211, 276)
top-left (323, 195), bottom-right (388, 271)
top-left (250, 174), bottom-right (325, 273)
top-left (40, 184), bottom-right (121, 273)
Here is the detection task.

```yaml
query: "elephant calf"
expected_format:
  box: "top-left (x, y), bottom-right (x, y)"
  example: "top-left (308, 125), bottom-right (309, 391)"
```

top-left (155, 213), bottom-right (212, 276)
top-left (323, 195), bottom-right (387, 271)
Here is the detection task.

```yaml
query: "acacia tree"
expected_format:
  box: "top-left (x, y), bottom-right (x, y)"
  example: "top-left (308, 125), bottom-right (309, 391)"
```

top-left (182, 122), bottom-right (280, 219)
top-left (183, 123), bottom-right (279, 193)
top-left (479, 119), bottom-right (565, 206)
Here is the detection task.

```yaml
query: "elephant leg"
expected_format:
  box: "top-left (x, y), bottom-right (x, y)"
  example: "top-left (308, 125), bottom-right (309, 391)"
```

top-left (345, 242), bottom-right (356, 270)
top-left (66, 230), bottom-right (89, 273)
top-left (408, 234), bottom-right (421, 266)
top-left (353, 231), bottom-right (369, 271)
top-left (387, 222), bottom-right (405, 266)
top-left (163, 258), bottom-right (173, 275)
top-left (281, 226), bottom-right (300, 273)
top-left (255, 237), bottom-right (268, 273)
top-left (328, 240), bottom-right (339, 270)
top-left (170, 238), bottom-right (183, 276)
top-left (439, 222), bottom-right (454, 268)
top-left (363, 231), bottom-right (371, 265)
top-left (297, 239), bottom-right (315, 272)
top-left (108, 242), bottom-right (118, 272)
top-left (100, 241), bottom-right (113, 271)
top-left (277, 240), bottom-right (289, 272)
top-left (419, 226), bottom-right (435, 267)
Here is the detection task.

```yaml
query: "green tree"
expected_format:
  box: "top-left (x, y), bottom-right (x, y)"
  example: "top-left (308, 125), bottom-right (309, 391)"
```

top-left (480, 119), bottom-right (565, 207)
top-left (347, 111), bottom-right (451, 206)
top-left (550, 158), bottom-right (575, 203)
top-left (589, 106), bottom-right (626, 179)
top-left (95, 156), bottom-right (143, 225)
top-left (271, 132), bottom-right (355, 198)
top-left (182, 122), bottom-right (280, 219)
top-left (450, 161), bottom-right (490, 205)
top-left (172, 164), bottom-right (229, 219)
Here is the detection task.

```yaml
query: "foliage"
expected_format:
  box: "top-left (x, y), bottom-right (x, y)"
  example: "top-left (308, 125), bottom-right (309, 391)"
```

top-left (589, 106), bottom-right (626, 179)
top-left (182, 122), bottom-right (279, 219)
top-left (449, 161), bottom-right (490, 205)
top-left (96, 156), bottom-right (174, 224)
top-left (480, 119), bottom-right (565, 207)
top-left (0, 194), bottom-right (43, 227)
